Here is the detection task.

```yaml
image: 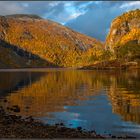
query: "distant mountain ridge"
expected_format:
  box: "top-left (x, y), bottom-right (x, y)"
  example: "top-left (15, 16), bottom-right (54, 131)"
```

top-left (4, 14), bottom-right (43, 19)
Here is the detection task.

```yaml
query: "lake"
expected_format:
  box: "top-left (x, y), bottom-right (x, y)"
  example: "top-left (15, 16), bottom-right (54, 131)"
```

top-left (0, 69), bottom-right (140, 137)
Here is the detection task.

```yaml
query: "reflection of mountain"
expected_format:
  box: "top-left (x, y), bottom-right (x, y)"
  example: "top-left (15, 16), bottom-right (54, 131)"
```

top-left (108, 70), bottom-right (140, 124)
top-left (0, 70), bottom-right (140, 125)
top-left (0, 72), bottom-right (44, 96)
top-left (0, 70), bottom-right (110, 117)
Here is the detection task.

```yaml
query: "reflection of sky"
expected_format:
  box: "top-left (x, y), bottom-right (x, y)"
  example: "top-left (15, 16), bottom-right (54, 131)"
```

top-left (68, 119), bottom-right (87, 128)
top-left (41, 91), bottom-right (140, 137)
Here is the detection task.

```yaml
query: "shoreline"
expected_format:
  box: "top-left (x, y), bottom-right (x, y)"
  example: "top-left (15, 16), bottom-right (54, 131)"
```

top-left (0, 67), bottom-right (77, 72)
top-left (0, 106), bottom-right (104, 138)
top-left (0, 67), bottom-right (139, 72)
top-left (0, 106), bottom-right (136, 139)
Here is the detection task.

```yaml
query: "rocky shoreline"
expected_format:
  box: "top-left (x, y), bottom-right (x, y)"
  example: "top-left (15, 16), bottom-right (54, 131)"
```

top-left (0, 106), bottom-right (137, 139)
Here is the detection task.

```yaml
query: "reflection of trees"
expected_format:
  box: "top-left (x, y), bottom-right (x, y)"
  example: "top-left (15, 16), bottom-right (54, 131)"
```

top-left (0, 69), bottom-right (140, 125)
top-left (0, 72), bottom-right (43, 96)
top-left (0, 70), bottom-right (110, 117)
top-left (108, 70), bottom-right (140, 124)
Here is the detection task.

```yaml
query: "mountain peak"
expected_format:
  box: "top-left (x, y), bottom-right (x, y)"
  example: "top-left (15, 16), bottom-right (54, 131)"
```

top-left (106, 9), bottom-right (140, 50)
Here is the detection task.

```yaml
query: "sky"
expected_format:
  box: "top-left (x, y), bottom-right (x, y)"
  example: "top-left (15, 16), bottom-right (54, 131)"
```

top-left (0, 1), bottom-right (140, 41)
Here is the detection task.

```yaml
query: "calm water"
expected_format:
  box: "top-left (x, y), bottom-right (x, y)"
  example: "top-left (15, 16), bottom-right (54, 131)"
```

top-left (0, 69), bottom-right (140, 137)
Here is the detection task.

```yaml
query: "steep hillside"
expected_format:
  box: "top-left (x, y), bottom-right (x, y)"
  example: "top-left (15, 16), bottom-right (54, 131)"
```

top-left (81, 9), bottom-right (140, 69)
top-left (0, 14), bottom-right (103, 68)
top-left (105, 9), bottom-right (140, 62)
top-left (0, 41), bottom-right (56, 68)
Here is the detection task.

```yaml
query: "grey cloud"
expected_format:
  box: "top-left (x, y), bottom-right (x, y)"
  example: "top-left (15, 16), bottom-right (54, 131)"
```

top-left (0, 1), bottom-right (24, 15)
top-left (0, 1), bottom-right (88, 23)
top-left (0, 1), bottom-right (139, 41)
top-left (66, 1), bottom-right (140, 41)
top-left (0, 1), bottom-right (67, 22)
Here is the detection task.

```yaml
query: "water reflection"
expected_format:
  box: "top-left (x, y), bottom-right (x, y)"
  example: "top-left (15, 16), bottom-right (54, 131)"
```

top-left (0, 72), bottom-right (44, 96)
top-left (108, 70), bottom-right (140, 124)
top-left (0, 70), bottom-right (108, 116)
top-left (0, 69), bottom-right (140, 135)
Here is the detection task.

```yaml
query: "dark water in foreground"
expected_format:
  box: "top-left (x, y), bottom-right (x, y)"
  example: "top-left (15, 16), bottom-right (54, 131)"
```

top-left (0, 69), bottom-right (140, 137)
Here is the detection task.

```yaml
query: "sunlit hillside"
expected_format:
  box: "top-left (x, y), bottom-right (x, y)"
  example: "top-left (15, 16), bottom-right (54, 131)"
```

top-left (0, 14), bottom-right (103, 68)
top-left (106, 9), bottom-right (140, 62)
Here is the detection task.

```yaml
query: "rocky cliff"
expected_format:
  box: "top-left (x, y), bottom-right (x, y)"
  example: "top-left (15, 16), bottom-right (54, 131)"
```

top-left (82, 9), bottom-right (140, 69)
top-left (106, 9), bottom-right (140, 50)
top-left (105, 9), bottom-right (140, 64)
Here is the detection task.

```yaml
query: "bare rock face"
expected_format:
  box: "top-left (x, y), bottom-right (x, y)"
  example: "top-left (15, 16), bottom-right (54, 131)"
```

top-left (105, 9), bottom-right (140, 51)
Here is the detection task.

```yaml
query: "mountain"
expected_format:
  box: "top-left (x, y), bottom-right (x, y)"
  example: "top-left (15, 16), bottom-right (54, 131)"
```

top-left (105, 9), bottom-right (140, 63)
top-left (0, 10), bottom-right (139, 69)
top-left (0, 14), bottom-right (103, 68)
top-left (82, 9), bottom-right (140, 69)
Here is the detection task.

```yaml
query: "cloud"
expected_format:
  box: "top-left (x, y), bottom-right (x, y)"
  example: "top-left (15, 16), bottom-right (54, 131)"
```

top-left (119, 1), bottom-right (140, 9)
top-left (0, 1), bottom-right (90, 23)
top-left (66, 1), bottom-right (140, 41)
top-left (0, 1), bottom-right (24, 15)
top-left (66, 2), bottom-right (122, 41)
top-left (0, 1), bottom-right (139, 41)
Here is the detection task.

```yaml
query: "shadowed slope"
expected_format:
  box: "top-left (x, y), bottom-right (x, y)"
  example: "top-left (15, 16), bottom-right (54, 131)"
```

top-left (0, 39), bottom-right (58, 68)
